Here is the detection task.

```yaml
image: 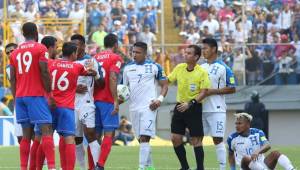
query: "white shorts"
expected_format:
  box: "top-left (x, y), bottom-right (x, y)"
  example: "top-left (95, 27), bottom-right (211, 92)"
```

top-left (130, 108), bottom-right (157, 138)
top-left (14, 111), bottom-right (22, 137)
top-left (202, 112), bottom-right (226, 137)
top-left (75, 105), bottom-right (96, 137)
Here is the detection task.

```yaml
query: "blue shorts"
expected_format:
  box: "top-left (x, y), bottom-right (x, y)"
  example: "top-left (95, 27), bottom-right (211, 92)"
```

top-left (15, 96), bottom-right (52, 125)
top-left (95, 101), bottom-right (119, 133)
top-left (52, 107), bottom-right (75, 136)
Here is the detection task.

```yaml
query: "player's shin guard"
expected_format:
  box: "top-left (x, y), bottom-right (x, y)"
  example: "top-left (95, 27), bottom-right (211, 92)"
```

top-left (65, 144), bottom-right (76, 170)
top-left (29, 139), bottom-right (40, 170)
top-left (59, 137), bottom-right (66, 170)
top-left (41, 135), bottom-right (56, 169)
top-left (89, 140), bottom-right (100, 166)
top-left (87, 146), bottom-right (95, 170)
top-left (139, 142), bottom-right (151, 169)
top-left (75, 143), bottom-right (86, 169)
top-left (278, 155), bottom-right (295, 170)
top-left (20, 138), bottom-right (31, 170)
top-left (36, 144), bottom-right (45, 170)
top-left (98, 136), bottom-right (113, 167)
top-left (215, 143), bottom-right (226, 170)
top-left (194, 146), bottom-right (204, 170)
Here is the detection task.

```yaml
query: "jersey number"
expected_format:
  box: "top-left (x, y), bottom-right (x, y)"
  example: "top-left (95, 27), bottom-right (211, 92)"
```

top-left (51, 70), bottom-right (69, 91)
top-left (16, 52), bottom-right (32, 74)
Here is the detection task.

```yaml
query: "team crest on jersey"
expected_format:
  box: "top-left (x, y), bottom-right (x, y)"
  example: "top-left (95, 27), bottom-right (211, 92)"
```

top-left (45, 52), bottom-right (49, 59)
top-left (190, 84), bottom-right (196, 92)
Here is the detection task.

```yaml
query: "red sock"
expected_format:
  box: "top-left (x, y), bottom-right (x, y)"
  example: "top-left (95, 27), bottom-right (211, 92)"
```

top-left (98, 136), bottom-right (113, 167)
top-left (20, 138), bottom-right (31, 170)
top-left (59, 137), bottom-right (66, 170)
top-left (29, 139), bottom-right (40, 170)
top-left (87, 146), bottom-right (95, 170)
top-left (65, 144), bottom-right (76, 170)
top-left (41, 135), bottom-right (56, 169)
top-left (36, 144), bottom-right (45, 170)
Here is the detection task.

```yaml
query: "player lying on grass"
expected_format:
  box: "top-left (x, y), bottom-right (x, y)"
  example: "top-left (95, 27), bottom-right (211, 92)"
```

top-left (227, 112), bottom-right (295, 170)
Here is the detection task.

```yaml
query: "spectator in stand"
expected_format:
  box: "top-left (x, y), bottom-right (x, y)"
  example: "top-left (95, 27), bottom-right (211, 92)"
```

top-left (261, 47), bottom-right (276, 85)
top-left (233, 22), bottom-right (247, 43)
top-left (40, 0), bottom-right (56, 16)
top-left (137, 25), bottom-right (157, 57)
top-left (200, 14), bottom-right (219, 35)
top-left (57, 1), bottom-right (69, 18)
top-left (143, 4), bottom-right (157, 33)
top-left (291, 34), bottom-right (300, 83)
top-left (275, 50), bottom-right (297, 85)
top-left (188, 0), bottom-right (202, 14)
top-left (267, 15), bottom-right (280, 32)
top-left (127, 15), bottom-right (141, 44)
top-left (246, 50), bottom-right (262, 85)
top-left (274, 34), bottom-right (296, 60)
top-left (278, 4), bottom-right (293, 40)
top-left (92, 24), bottom-right (108, 49)
top-left (208, 0), bottom-right (225, 11)
top-left (293, 4), bottom-right (300, 38)
top-left (221, 15), bottom-right (236, 39)
top-left (172, 0), bottom-right (184, 28)
top-left (233, 48), bottom-right (251, 86)
top-left (220, 42), bottom-right (234, 68)
top-left (111, 20), bottom-right (126, 44)
top-left (267, 26), bottom-right (281, 43)
top-left (218, 4), bottom-right (234, 22)
top-left (69, 2), bottom-right (84, 21)
top-left (23, 2), bottom-right (37, 21)
top-left (186, 26), bottom-right (200, 45)
top-left (111, 0), bottom-right (125, 22)
top-left (126, 2), bottom-right (137, 24)
top-left (256, 25), bottom-right (267, 43)
top-left (171, 47), bottom-right (185, 68)
top-left (88, 1), bottom-right (102, 33)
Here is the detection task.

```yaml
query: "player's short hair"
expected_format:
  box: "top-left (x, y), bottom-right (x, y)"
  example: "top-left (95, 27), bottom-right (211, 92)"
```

top-left (5, 43), bottom-right (17, 50)
top-left (234, 112), bottom-right (253, 123)
top-left (41, 36), bottom-right (57, 49)
top-left (22, 22), bottom-right (38, 38)
top-left (202, 38), bottom-right (218, 53)
top-left (133, 42), bottom-right (147, 53)
top-left (188, 44), bottom-right (201, 59)
top-left (104, 33), bottom-right (118, 48)
top-left (62, 42), bottom-right (77, 57)
top-left (70, 34), bottom-right (85, 44)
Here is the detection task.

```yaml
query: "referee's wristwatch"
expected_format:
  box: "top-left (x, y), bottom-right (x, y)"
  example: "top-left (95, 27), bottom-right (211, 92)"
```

top-left (188, 99), bottom-right (197, 108)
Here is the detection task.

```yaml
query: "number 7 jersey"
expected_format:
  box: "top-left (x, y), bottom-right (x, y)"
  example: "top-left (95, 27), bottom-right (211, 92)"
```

top-left (48, 59), bottom-right (87, 109)
top-left (9, 41), bottom-right (49, 97)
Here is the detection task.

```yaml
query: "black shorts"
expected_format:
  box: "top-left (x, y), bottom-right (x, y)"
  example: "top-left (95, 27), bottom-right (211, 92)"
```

top-left (171, 103), bottom-right (204, 137)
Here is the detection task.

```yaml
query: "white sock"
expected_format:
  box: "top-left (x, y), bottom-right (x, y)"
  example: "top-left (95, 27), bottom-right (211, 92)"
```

top-left (215, 142), bottom-right (226, 170)
top-left (146, 146), bottom-right (153, 167)
top-left (278, 155), bottom-right (295, 170)
top-left (76, 143), bottom-right (86, 170)
top-left (249, 161), bottom-right (265, 169)
top-left (89, 140), bottom-right (101, 166)
top-left (139, 142), bottom-right (150, 168)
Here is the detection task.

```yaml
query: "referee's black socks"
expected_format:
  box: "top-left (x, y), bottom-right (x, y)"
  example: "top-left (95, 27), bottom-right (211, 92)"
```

top-left (174, 144), bottom-right (190, 170)
top-left (194, 146), bottom-right (204, 170)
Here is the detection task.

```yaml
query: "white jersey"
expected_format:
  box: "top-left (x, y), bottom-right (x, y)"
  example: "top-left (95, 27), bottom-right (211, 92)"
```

top-left (201, 60), bottom-right (236, 113)
top-left (75, 54), bottom-right (102, 109)
top-left (227, 128), bottom-right (268, 166)
top-left (123, 59), bottom-right (166, 111)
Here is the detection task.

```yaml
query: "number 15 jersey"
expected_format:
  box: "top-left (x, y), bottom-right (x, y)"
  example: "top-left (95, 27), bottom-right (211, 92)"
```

top-left (48, 59), bottom-right (87, 109)
top-left (10, 41), bottom-right (48, 97)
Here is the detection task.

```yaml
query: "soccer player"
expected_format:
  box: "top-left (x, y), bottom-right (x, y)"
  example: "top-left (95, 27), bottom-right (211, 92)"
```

top-left (201, 38), bottom-right (236, 169)
top-left (4, 43), bottom-right (22, 143)
top-left (93, 34), bottom-right (124, 170)
top-left (9, 22), bottom-right (56, 170)
top-left (168, 45), bottom-right (210, 170)
top-left (122, 42), bottom-right (168, 170)
top-left (41, 36), bottom-right (58, 59)
top-left (71, 34), bottom-right (104, 170)
top-left (227, 112), bottom-right (295, 170)
top-left (48, 41), bottom-right (97, 170)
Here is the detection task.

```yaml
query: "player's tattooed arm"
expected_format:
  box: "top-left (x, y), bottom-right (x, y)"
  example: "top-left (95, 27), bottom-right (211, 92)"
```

top-left (207, 87), bottom-right (236, 96)
top-left (9, 66), bottom-right (16, 98)
top-left (110, 71), bottom-right (119, 115)
top-left (39, 61), bottom-right (52, 93)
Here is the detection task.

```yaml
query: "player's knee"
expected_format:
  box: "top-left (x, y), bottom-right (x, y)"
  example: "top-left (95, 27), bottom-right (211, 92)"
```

top-left (40, 124), bottom-right (53, 135)
top-left (64, 135), bottom-right (75, 144)
top-left (190, 137), bottom-right (202, 147)
top-left (139, 135), bottom-right (150, 143)
top-left (270, 150), bottom-right (281, 159)
top-left (212, 137), bottom-right (223, 145)
top-left (241, 156), bottom-right (251, 170)
top-left (75, 137), bottom-right (83, 145)
top-left (171, 134), bottom-right (183, 147)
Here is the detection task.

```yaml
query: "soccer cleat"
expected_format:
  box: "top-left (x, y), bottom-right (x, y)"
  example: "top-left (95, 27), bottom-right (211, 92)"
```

top-left (95, 164), bottom-right (104, 170)
top-left (146, 166), bottom-right (156, 170)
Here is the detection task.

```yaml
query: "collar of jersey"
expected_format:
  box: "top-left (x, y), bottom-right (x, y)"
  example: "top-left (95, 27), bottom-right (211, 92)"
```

top-left (77, 54), bottom-right (91, 61)
top-left (134, 59), bottom-right (152, 65)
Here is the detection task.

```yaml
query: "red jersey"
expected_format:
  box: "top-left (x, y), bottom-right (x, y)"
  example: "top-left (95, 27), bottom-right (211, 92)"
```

top-left (93, 50), bottom-right (123, 103)
top-left (48, 59), bottom-right (87, 109)
top-left (10, 41), bottom-right (48, 97)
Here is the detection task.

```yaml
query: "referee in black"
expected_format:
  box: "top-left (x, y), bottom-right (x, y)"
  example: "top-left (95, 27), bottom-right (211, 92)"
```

top-left (168, 45), bottom-right (211, 170)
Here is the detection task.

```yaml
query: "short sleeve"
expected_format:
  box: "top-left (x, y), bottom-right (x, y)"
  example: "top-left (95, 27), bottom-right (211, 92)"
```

top-left (227, 135), bottom-right (234, 153)
top-left (110, 55), bottom-right (123, 74)
top-left (225, 66), bottom-right (236, 87)
top-left (199, 69), bottom-right (211, 89)
top-left (258, 129), bottom-right (268, 146)
top-left (93, 58), bottom-right (103, 79)
top-left (167, 65), bottom-right (178, 83)
top-left (39, 44), bottom-right (49, 63)
top-left (155, 63), bottom-right (167, 81)
top-left (122, 66), bottom-right (129, 86)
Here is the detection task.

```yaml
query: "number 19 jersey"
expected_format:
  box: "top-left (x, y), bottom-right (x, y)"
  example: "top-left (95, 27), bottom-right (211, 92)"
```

top-left (9, 41), bottom-right (48, 97)
top-left (48, 59), bottom-right (87, 109)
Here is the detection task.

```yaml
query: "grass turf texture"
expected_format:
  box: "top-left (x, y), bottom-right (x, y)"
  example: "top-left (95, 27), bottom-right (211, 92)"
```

top-left (0, 146), bottom-right (299, 170)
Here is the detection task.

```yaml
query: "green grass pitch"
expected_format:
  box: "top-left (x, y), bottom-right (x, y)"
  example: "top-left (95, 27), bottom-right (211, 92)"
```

top-left (0, 146), bottom-right (299, 169)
